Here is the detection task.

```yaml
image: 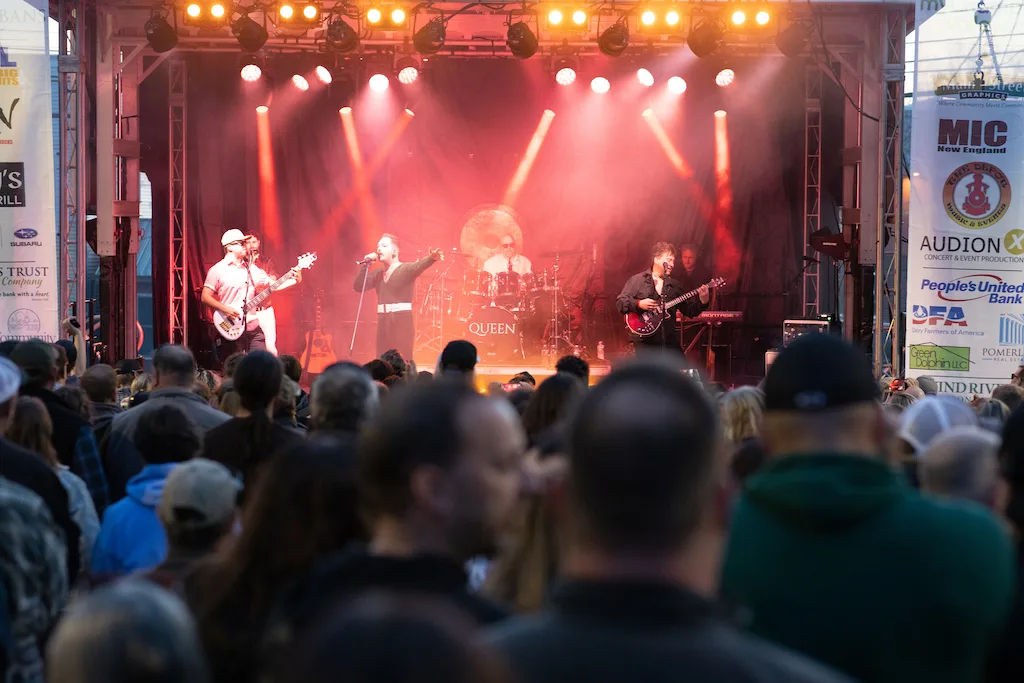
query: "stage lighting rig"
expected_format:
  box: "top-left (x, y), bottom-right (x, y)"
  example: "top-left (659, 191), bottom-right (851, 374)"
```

top-left (182, 1), bottom-right (232, 29)
top-left (239, 54), bottom-right (263, 81)
top-left (366, 5), bottom-right (409, 28)
top-left (395, 55), bottom-right (420, 83)
top-left (144, 13), bottom-right (178, 53)
top-left (638, 6), bottom-right (683, 33)
top-left (728, 7), bottom-right (770, 29)
top-left (776, 20), bottom-right (814, 58)
top-left (597, 20), bottom-right (629, 57)
top-left (413, 16), bottom-right (446, 55)
top-left (687, 18), bottom-right (725, 58)
top-left (545, 7), bottom-right (588, 30)
top-left (231, 15), bottom-right (268, 51)
top-left (552, 55), bottom-right (579, 86)
top-left (507, 20), bottom-right (538, 59)
top-left (275, 2), bottom-right (321, 27)
top-left (325, 16), bottom-right (359, 52)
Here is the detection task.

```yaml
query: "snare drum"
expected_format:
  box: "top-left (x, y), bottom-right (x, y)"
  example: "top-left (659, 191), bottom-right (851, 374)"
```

top-left (466, 306), bottom-right (523, 362)
top-left (463, 270), bottom-right (493, 301)
top-left (494, 271), bottom-right (521, 307)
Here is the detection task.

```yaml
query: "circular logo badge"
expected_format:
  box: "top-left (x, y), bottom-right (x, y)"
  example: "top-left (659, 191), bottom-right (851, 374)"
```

top-left (1005, 229), bottom-right (1024, 255)
top-left (7, 309), bottom-right (39, 334)
top-left (943, 162), bottom-right (1012, 229)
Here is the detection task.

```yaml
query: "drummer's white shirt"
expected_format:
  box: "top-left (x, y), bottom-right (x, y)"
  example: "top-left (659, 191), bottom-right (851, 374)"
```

top-left (483, 254), bottom-right (533, 276)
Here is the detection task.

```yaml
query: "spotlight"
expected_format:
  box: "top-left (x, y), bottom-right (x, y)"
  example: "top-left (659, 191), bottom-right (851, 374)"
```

top-left (325, 17), bottom-right (359, 52)
top-left (186, 3), bottom-right (201, 17)
top-left (667, 76), bottom-right (686, 94)
top-left (413, 17), bottom-right (446, 55)
top-left (231, 15), bottom-right (268, 52)
top-left (687, 18), bottom-right (725, 58)
top-left (591, 76), bottom-right (610, 93)
top-left (755, 10), bottom-right (770, 25)
top-left (507, 21), bottom-right (538, 59)
top-left (548, 9), bottom-right (563, 24)
top-left (555, 66), bottom-right (576, 86)
top-left (183, 1), bottom-right (231, 28)
top-left (211, 3), bottom-right (226, 18)
top-left (714, 109), bottom-right (727, 118)
top-left (144, 15), bottom-right (178, 53)
top-left (637, 68), bottom-right (654, 87)
top-left (340, 106), bottom-right (352, 114)
top-left (279, 4), bottom-right (293, 18)
top-left (256, 105), bottom-right (269, 114)
top-left (366, 7), bottom-right (382, 23)
top-left (665, 10), bottom-right (680, 26)
top-left (731, 10), bottom-right (745, 25)
top-left (276, 2), bottom-right (320, 25)
top-left (396, 55), bottom-right (420, 84)
top-left (303, 4), bottom-right (317, 18)
top-left (369, 73), bottom-right (390, 92)
top-left (572, 10), bottom-right (587, 25)
top-left (292, 74), bottom-right (310, 91)
top-left (240, 63), bottom-right (262, 82)
top-left (715, 68), bottom-right (735, 87)
top-left (405, 108), bottom-right (415, 116)
top-left (641, 10), bottom-right (656, 25)
top-left (392, 8), bottom-right (406, 23)
top-left (315, 65), bottom-right (332, 84)
top-left (642, 108), bottom-right (653, 117)
top-left (776, 21), bottom-right (813, 58)
top-left (597, 21), bottom-right (629, 57)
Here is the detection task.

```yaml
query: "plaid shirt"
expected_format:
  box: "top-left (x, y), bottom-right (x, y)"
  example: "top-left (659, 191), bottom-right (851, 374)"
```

top-left (0, 478), bottom-right (69, 683)
top-left (73, 426), bottom-right (109, 517)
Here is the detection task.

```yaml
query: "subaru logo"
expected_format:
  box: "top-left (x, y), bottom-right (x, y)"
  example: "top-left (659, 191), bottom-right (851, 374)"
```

top-left (13, 228), bottom-right (36, 239)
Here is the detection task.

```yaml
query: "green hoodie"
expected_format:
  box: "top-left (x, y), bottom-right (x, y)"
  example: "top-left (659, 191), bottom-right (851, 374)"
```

top-left (721, 453), bottom-right (1014, 683)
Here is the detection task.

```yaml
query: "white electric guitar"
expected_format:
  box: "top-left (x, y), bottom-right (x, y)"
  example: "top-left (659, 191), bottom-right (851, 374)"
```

top-left (213, 252), bottom-right (317, 341)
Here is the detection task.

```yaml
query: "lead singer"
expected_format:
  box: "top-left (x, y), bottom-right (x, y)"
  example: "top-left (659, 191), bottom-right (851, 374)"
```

top-left (354, 233), bottom-right (442, 359)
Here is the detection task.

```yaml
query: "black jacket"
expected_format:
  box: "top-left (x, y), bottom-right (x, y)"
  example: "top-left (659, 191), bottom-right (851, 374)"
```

top-left (201, 416), bottom-right (304, 488)
top-left (0, 438), bottom-right (81, 580)
top-left (616, 271), bottom-right (706, 346)
top-left (485, 580), bottom-right (853, 683)
top-left (21, 385), bottom-right (91, 471)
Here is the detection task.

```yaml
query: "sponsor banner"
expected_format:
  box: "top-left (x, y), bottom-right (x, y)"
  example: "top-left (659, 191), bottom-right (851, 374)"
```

top-left (0, 0), bottom-right (57, 342)
top-left (906, 88), bottom-right (1024, 398)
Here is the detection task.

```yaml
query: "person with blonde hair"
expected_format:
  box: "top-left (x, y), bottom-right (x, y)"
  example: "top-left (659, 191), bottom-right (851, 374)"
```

top-left (719, 386), bottom-right (764, 445)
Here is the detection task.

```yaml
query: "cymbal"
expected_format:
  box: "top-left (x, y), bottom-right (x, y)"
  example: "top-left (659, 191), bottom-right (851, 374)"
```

top-left (459, 204), bottom-right (524, 268)
top-left (538, 249), bottom-right (585, 258)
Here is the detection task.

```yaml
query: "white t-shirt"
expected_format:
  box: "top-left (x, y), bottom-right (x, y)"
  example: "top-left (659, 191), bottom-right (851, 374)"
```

top-left (204, 258), bottom-right (272, 330)
top-left (483, 254), bottom-right (532, 276)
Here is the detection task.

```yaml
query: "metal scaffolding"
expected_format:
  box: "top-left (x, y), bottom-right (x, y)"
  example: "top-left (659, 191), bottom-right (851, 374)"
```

top-left (873, 8), bottom-right (906, 377)
top-left (802, 64), bottom-right (822, 318)
top-left (168, 59), bottom-right (188, 345)
top-left (57, 0), bottom-right (88, 320)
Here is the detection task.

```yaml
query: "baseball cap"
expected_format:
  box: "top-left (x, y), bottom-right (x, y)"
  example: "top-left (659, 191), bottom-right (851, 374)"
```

top-left (158, 459), bottom-right (241, 530)
top-left (440, 340), bottom-right (479, 373)
top-left (220, 229), bottom-right (250, 246)
top-left (115, 359), bottom-right (136, 375)
top-left (0, 357), bottom-right (21, 403)
top-left (763, 333), bottom-right (879, 412)
top-left (897, 396), bottom-right (978, 455)
top-left (10, 340), bottom-right (57, 384)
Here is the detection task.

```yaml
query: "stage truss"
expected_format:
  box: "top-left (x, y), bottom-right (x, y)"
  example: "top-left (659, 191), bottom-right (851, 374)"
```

top-left (56, 0), bottom-right (914, 372)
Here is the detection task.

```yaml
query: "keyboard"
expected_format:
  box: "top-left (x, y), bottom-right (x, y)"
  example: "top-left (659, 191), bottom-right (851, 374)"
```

top-left (694, 310), bottom-right (743, 323)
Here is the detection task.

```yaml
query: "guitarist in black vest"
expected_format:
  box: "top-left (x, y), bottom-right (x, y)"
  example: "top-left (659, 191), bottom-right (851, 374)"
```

top-left (615, 242), bottom-right (710, 354)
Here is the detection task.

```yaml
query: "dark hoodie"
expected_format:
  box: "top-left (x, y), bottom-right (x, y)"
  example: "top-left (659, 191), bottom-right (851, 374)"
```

top-left (721, 453), bottom-right (1014, 683)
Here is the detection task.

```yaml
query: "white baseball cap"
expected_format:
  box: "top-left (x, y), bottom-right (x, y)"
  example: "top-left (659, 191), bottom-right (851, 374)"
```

top-left (220, 229), bottom-right (250, 246)
top-left (158, 458), bottom-right (241, 530)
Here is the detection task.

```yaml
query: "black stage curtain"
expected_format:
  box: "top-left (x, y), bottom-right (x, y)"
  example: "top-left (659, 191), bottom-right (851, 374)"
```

top-left (144, 53), bottom-right (810, 376)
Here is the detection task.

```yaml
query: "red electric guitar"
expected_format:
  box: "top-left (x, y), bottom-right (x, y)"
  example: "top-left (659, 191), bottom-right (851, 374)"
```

top-left (624, 277), bottom-right (726, 337)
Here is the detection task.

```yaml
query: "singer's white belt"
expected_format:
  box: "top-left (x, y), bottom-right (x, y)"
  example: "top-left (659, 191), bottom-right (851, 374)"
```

top-left (378, 302), bottom-right (412, 314)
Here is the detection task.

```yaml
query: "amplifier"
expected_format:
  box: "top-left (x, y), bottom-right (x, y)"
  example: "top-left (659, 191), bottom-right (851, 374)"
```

top-left (783, 319), bottom-right (832, 347)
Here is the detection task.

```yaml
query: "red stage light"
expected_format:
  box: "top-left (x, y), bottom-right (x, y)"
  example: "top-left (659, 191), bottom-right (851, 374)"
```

top-left (715, 109), bottom-right (727, 118)
top-left (715, 68), bottom-right (735, 87)
top-left (665, 10), bottom-right (680, 25)
top-left (186, 3), bottom-right (201, 16)
top-left (637, 68), bottom-right (654, 87)
top-left (548, 9), bottom-right (563, 24)
top-left (256, 105), bottom-right (269, 114)
top-left (572, 10), bottom-right (587, 25)
top-left (755, 10), bottom-right (770, 25)
top-left (667, 76), bottom-right (686, 94)
top-left (398, 66), bottom-right (419, 84)
top-left (303, 4), bottom-right (318, 18)
top-left (279, 4), bottom-right (294, 18)
top-left (315, 65), bottom-right (332, 84)
top-left (391, 8), bottom-right (406, 23)
top-left (210, 3), bottom-right (226, 18)
top-left (340, 106), bottom-right (352, 114)
top-left (591, 76), bottom-right (610, 93)
top-left (555, 67), bottom-right (576, 86)
top-left (731, 10), bottom-right (745, 25)
top-left (367, 8), bottom-right (382, 22)
top-left (641, 10), bottom-right (656, 25)
top-left (240, 64), bottom-right (262, 82)
top-left (369, 73), bottom-right (390, 92)
top-left (405, 108), bottom-right (415, 117)
top-left (292, 74), bottom-right (310, 91)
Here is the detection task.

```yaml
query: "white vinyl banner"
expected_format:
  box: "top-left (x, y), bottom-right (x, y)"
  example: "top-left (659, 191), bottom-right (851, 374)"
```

top-left (0, 0), bottom-right (57, 342)
top-left (905, 89), bottom-right (1024, 398)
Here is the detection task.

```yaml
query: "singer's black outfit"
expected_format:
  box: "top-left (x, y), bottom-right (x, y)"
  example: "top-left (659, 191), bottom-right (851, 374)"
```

top-left (616, 270), bottom-right (706, 354)
top-left (354, 257), bottom-right (437, 359)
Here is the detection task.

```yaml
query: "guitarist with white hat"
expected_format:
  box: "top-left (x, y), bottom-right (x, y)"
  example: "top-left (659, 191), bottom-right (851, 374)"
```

top-left (202, 229), bottom-right (302, 361)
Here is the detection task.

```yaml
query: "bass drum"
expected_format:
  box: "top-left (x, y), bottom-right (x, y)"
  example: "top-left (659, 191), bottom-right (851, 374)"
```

top-left (466, 306), bottom-right (523, 362)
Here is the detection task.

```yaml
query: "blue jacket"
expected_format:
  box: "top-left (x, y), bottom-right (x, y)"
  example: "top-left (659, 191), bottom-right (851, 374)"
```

top-left (90, 463), bottom-right (176, 576)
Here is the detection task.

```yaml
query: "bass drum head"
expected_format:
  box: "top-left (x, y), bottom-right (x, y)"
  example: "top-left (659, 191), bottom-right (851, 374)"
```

top-left (466, 306), bottom-right (522, 362)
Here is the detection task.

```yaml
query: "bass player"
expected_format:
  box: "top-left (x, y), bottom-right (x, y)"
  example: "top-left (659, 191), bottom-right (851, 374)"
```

top-left (615, 241), bottom-right (709, 354)
top-left (202, 229), bottom-right (302, 360)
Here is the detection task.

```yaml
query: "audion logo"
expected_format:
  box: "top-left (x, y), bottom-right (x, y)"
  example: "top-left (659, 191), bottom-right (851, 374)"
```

top-left (943, 162), bottom-right (1012, 229)
top-left (912, 305), bottom-right (968, 326)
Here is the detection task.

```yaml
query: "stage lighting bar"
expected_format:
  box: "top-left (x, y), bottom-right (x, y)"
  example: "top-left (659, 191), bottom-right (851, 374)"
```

top-left (545, 7), bottom-right (589, 30)
top-left (638, 6), bottom-right (682, 32)
top-left (366, 5), bottom-right (409, 28)
top-left (728, 7), bottom-right (771, 28)
top-left (275, 1), bottom-right (321, 26)
top-left (182, 1), bottom-right (232, 28)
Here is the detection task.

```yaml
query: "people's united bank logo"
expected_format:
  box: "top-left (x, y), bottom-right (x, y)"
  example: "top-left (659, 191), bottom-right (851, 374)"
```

top-left (0, 46), bottom-right (18, 87)
top-left (943, 162), bottom-right (1012, 229)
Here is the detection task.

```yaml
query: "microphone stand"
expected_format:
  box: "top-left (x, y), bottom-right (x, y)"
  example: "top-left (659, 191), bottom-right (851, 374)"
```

top-left (350, 262), bottom-right (372, 358)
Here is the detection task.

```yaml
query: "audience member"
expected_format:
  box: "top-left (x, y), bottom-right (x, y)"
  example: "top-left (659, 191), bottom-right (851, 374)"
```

top-left (56, 385), bottom-right (91, 422)
top-left (196, 369), bottom-right (219, 396)
top-left (222, 352), bottom-right (245, 380)
top-left (278, 354), bottom-right (310, 419)
top-left (520, 373), bottom-right (585, 447)
top-left (127, 372), bottom-right (153, 407)
top-left (273, 376), bottom-right (305, 431)
top-left (364, 359), bottom-right (394, 383)
top-left (554, 355), bottom-right (589, 384)
top-left (192, 381), bottom-right (212, 403)
top-left (105, 345), bottom-right (228, 503)
top-left (719, 386), bottom-right (764, 446)
top-left (380, 349), bottom-right (409, 380)
top-left (114, 360), bottom-right (136, 405)
top-left (417, 370), bottom-right (433, 382)
top-left (886, 390), bottom-right (917, 409)
top-left (8, 397), bottom-right (99, 573)
top-left (45, 580), bottom-right (209, 683)
top-left (91, 404), bottom-right (201, 577)
top-left (916, 375), bottom-right (938, 396)
top-left (896, 395), bottom-right (979, 460)
top-left (80, 364), bottom-right (123, 447)
top-left (142, 458), bottom-right (240, 594)
top-left (439, 340), bottom-right (478, 384)
top-left (993, 384), bottom-right (1024, 413)
top-left (486, 357), bottom-right (849, 683)
top-left (308, 361), bottom-right (378, 436)
top-left (505, 387), bottom-right (534, 418)
top-left (212, 380), bottom-right (240, 416)
top-left (729, 438), bottom-right (767, 486)
top-left (977, 398), bottom-right (1012, 433)
top-left (990, 409), bottom-right (1024, 682)
top-left (721, 334), bottom-right (1013, 683)
top-left (201, 350), bottom-right (303, 489)
top-left (919, 427), bottom-right (1000, 507)
top-left (190, 437), bottom-right (365, 683)
top-left (508, 372), bottom-right (536, 388)
top-left (0, 339), bottom-right (17, 357)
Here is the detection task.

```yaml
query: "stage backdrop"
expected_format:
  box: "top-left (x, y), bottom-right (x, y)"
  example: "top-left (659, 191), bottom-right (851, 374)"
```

top-left (0, 0), bottom-right (57, 342)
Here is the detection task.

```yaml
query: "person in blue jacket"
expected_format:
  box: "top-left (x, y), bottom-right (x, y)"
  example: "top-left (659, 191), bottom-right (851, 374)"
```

top-left (91, 404), bottom-right (201, 577)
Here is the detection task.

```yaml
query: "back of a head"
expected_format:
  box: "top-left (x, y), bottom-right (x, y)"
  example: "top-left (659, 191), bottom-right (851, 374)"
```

top-left (568, 358), bottom-right (717, 553)
top-left (380, 349), bottom-right (408, 378)
top-left (222, 352), bottom-right (245, 380)
top-left (919, 426), bottom-right (999, 506)
top-left (11, 339), bottom-right (57, 388)
top-left (291, 593), bottom-right (512, 683)
top-left (81, 364), bottom-right (118, 404)
top-left (56, 338), bottom-right (77, 373)
top-left (992, 384), bottom-right (1024, 412)
top-left (278, 354), bottom-right (302, 383)
top-left (154, 345), bottom-right (197, 387)
top-left (45, 579), bottom-right (209, 683)
top-left (0, 339), bottom-right (17, 358)
top-left (554, 355), bottom-right (590, 383)
top-left (719, 386), bottom-right (765, 444)
top-left (916, 375), bottom-right (938, 396)
top-left (521, 372), bottom-right (585, 443)
top-left (233, 351), bottom-right (282, 412)
top-left (364, 359), bottom-right (394, 383)
top-left (999, 407), bottom-right (1024, 530)
top-left (158, 458), bottom-right (241, 549)
top-left (134, 403), bottom-right (201, 465)
top-left (311, 362), bottom-right (378, 432)
top-left (9, 396), bottom-right (57, 466)
top-left (898, 396), bottom-right (979, 456)
top-left (360, 380), bottom-right (480, 521)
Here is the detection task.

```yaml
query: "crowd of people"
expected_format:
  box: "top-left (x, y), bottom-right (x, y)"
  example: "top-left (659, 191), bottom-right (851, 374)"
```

top-left (0, 330), bottom-right (1022, 683)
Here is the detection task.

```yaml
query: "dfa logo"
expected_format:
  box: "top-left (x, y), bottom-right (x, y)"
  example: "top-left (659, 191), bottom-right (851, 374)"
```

top-left (912, 304), bottom-right (968, 326)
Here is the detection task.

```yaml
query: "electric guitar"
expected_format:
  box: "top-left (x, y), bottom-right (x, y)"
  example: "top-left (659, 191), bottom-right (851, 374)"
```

top-left (302, 288), bottom-right (337, 375)
top-left (624, 277), bottom-right (726, 337)
top-left (213, 252), bottom-right (318, 341)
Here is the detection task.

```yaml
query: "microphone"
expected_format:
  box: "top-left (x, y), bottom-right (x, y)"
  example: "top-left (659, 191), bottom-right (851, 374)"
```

top-left (356, 256), bottom-right (376, 265)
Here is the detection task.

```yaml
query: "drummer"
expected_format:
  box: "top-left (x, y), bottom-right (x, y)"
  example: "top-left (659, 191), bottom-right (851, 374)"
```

top-left (482, 235), bottom-right (532, 277)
